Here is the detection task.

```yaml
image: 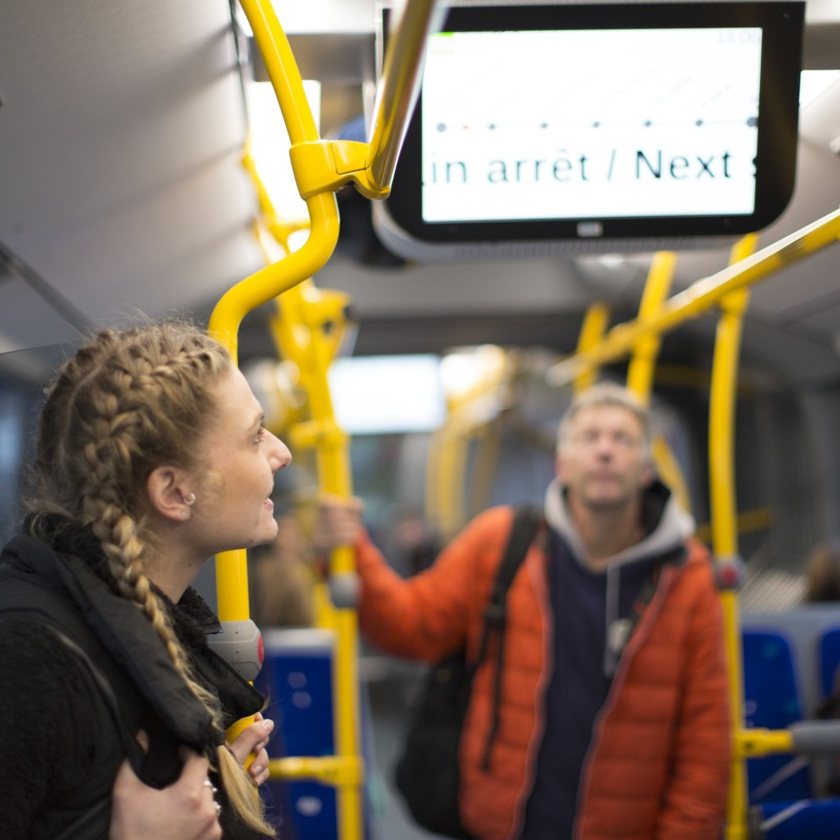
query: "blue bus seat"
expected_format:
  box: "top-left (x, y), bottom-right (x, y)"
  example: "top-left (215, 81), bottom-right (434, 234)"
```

top-left (742, 628), bottom-right (812, 803)
top-left (818, 626), bottom-right (840, 701)
top-left (750, 799), bottom-right (840, 839)
top-left (256, 628), bottom-right (337, 839)
top-left (255, 627), bottom-right (376, 840)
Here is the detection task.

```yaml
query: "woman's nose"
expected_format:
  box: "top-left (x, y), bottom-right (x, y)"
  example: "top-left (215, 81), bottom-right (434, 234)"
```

top-left (267, 432), bottom-right (293, 471)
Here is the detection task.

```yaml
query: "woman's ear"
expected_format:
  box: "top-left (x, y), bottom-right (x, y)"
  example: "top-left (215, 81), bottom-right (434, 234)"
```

top-left (146, 466), bottom-right (194, 521)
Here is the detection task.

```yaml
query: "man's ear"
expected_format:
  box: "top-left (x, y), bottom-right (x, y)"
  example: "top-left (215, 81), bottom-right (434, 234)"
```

top-left (640, 460), bottom-right (655, 488)
top-left (146, 466), bottom-right (194, 521)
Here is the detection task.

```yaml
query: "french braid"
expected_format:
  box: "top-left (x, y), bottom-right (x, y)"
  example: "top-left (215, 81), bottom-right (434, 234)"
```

top-left (26, 322), bottom-right (274, 836)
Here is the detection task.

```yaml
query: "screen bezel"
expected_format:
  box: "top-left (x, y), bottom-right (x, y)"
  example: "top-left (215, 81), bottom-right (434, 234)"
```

top-left (380, 2), bottom-right (805, 248)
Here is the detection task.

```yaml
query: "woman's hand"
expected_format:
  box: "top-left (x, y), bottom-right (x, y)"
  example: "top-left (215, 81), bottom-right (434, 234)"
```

top-left (111, 733), bottom-right (221, 840)
top-left (226, 712), bottom-right (275, 786)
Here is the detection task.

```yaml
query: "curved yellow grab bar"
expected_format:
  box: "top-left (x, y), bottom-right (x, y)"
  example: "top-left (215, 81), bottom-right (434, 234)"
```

top-left (208, 0), bottom-right (339, 755)
top-left (547, 207), bottom-right (840, 387)
top-left (209, 192), bottom-right (340, 363)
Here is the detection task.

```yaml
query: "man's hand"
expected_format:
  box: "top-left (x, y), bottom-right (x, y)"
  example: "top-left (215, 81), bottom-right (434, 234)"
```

top-left (226, 713), bottom-right (275, 786)
top-left (111, 733), bottom-right (221, 840)
top-left (312, 495), bottom-right (364, 556)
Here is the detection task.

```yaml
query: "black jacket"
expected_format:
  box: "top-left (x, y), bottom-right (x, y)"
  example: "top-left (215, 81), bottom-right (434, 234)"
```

top-left (0, 524), bottom-right (267, 839)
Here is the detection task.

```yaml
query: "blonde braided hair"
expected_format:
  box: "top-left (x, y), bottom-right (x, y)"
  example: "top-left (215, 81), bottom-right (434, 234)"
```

top-left (27, 321), bottom-right (274, 836)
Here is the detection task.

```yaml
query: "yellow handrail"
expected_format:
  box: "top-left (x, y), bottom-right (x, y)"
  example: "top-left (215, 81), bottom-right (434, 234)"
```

top-left (626, 251), bottom-right (676, 400)
top-left (210, 0), bottom-right (342, 653)
top-left (547, 207), bottom-right (840, 388)
top-left (246, 145), bottom-right (363, 835)
top-left (288, 0), bottom-right (445, 201)
top-left (624, 251), bottom-right (695, 513)
top-left (573, 302), bottom-right (610, 394)
top-left (271, 280), bottom-right (363, 840)
top-left (428, 346), bottom-right (512, 539)
top-left (367, 0), bottom-right (447, 189)
top-left (710, 234), bottom-right (758, 840)
top-left (211, 0), bottom-right (341, 362)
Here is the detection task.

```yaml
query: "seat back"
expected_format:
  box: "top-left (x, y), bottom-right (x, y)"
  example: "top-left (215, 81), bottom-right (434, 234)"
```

top-left (742, 628), bottom-right (812, 802)
top-left (818, 626), bottom-right (840, 701)
top-left (752, 799), bottom-right (840, 840)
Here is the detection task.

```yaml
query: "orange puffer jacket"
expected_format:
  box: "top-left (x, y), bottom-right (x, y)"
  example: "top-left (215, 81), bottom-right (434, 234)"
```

top-left (355, 505), bottom-right (730, 840)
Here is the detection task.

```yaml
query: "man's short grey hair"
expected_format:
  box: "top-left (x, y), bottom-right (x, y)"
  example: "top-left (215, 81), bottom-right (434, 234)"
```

top-left (557, 382), bottom-right (652, 456)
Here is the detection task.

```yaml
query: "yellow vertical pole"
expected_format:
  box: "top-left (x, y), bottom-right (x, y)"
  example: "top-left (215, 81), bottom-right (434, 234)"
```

top-left (211, 1), bottom-right (357, 835)
top-left (268, 276), bottom-right (364, 840)
top-left (624, 252), bottom-right (693, 513)
top-left (626, 252), bottom-right (676, 401)
top-left (574, 303), bottom-right (610, 393)
top-left (438, 427), bottom-right (469, 540)
top-left (297, 332), bottom-right (363, 840)
top-left (709, 233), bottom-right (759, 840)
top-left (424, 425), bottom-right (444, 538)
top-left (210, 0), bottom-right (340, 689)
top-left (468, 422), bottom-right (504, 521)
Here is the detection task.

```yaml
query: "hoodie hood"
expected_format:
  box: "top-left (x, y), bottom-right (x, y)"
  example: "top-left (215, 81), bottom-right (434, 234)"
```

top-left (543, 477), bottom-right (694, 569)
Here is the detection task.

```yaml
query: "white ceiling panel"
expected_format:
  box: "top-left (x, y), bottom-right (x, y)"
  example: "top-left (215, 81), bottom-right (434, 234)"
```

top-left (0, 0), bottom-right (262, 327)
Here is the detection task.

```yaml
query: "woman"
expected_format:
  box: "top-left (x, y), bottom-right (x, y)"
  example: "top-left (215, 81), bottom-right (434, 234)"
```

top-left (0, 322), bottom-right (292, 839)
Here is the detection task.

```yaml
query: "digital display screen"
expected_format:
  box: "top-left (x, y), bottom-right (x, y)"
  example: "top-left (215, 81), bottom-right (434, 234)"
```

top-left (421, 27), bottom-right (762, 223)
top-left (376, 3), bottom-right (805, 257)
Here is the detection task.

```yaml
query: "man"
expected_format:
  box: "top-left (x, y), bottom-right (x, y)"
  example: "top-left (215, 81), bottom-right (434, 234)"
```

top-left (317, 382), bottom-right (730, 840)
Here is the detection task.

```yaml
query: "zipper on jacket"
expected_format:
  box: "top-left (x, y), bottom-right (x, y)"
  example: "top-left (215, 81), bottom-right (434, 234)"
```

top-left (571, 564), bottom-right (677, 840)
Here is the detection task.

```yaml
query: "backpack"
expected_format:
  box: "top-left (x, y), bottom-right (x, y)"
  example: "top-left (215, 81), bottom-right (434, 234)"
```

top-left (394, 505), bottom-right (543, 839)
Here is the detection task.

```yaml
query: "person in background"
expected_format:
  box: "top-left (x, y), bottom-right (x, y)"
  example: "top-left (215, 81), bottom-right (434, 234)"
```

top-left (316, 382), bottom-right (731, 840)
top-left (0, 321), bottom-right (293, 839)
top-left (805, 541), bottom-right (840, 603)
top-left (805, 540), bottom-right (840, 793)
top-left (250, 510), bottom-right (316, 627)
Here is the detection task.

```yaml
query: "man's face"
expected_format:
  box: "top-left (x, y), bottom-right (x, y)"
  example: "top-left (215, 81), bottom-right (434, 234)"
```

top-left (556, 404), bottom-right (653, 512)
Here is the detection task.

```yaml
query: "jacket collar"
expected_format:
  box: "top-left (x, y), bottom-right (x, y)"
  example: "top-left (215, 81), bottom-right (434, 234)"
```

top-left (543, 478), bottom-right (694, 568)
top-left (2, 530), bottom-right (246, 751)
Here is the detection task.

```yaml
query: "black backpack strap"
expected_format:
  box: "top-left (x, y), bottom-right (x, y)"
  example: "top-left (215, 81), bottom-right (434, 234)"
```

top-left (474, 505), bottom-right (543, 770)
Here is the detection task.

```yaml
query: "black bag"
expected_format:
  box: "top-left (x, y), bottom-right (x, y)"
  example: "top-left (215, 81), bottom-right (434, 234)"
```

top-left (394, 506), bottom-right (543, 839)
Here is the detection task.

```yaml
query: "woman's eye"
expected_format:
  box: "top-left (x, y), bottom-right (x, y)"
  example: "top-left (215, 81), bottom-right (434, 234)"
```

top-left (254, 426), bottom-right (266, 444)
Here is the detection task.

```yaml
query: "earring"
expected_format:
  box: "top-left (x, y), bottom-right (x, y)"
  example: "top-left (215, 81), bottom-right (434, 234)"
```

top-left (181, 509), bottom-right (189, 519)
top-left (184, 492), bottom-right (196, 506)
